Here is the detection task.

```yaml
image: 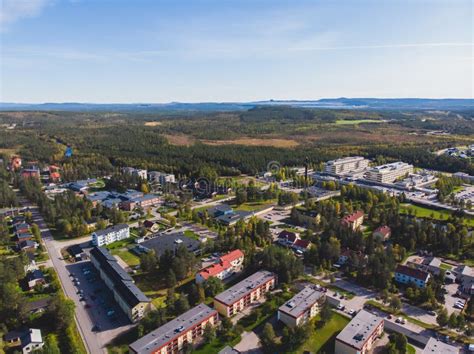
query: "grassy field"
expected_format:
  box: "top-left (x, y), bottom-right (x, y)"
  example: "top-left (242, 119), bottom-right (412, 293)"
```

top-left (335, 119), bottom-right (383, 125)
top-left (399, 203), bottom-right (474, 227)
top-left (234, 200), bottom-right (275, 212)
top-left (111, 249), bottom-right (140, 267)
top-left (294, 312), bottom-right (350, 353)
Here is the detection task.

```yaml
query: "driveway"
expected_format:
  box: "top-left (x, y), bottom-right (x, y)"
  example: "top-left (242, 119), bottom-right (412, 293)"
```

top-left (233, 331), bottom-right (262, 354)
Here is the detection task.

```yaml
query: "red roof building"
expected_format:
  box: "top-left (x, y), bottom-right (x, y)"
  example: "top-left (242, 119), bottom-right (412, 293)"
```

top-left (341, 210), bottom-right (364, 231)
top-left (373, 225), bottom-right (391, 240)
top-left (196, 249), bottom-right (244, 284)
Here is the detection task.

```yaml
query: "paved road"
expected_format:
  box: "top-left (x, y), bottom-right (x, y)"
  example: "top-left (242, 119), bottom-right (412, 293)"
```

top-left (17, 194), bottom-right (133, 353)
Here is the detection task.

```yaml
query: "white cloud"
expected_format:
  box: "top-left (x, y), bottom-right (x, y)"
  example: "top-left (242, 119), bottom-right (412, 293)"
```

top-left (0, 0), bottom-right (53, 30)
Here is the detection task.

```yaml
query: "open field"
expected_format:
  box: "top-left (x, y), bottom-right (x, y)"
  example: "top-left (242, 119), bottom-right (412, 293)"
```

top-left (335, 119), bottom-right (384, 125)
top-left (110, 248), bottom-right (140, 267)
top-left (201, 137), bottom-right (299, 148)
top-left (163, 133), bottom-right (195, 146)
top-left (399, 203), bottom-right (474, 227)
top-left (144, 121), bottom-right (162, 126)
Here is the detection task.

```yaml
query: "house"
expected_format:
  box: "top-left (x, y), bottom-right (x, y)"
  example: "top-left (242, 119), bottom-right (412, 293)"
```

top-left (278, 286), bottom-right (326, 327)
top-left (457, 265), bottom-right (474, 295)
top-left (292, 239), bottom-right (312, 253)
top-left (335, 310), bottom-right (384, 354)
top-left (336, 249), bottom-right (352, 266)
top-left (91, 224), bottom-right (130, 246)
top-left (18, 240), bottom-right (38, 252)
top-left (16, 232), bottom-right (33, 243)
top-left (422, 337), bottom-right (459, 354)
top-left (394, 264), bottom-right (430, 288)
top-left (26, 269), bottom-right (46, 290)
top-left (4, 328), bottom-right (44, 353)
top-left (341, 211), bottom-right (364, 231)
top-left (25, 298), bottom-right (50, 314)
top-left (373, 225), bottom-right (391, 241)
top-left (129, 304), bottom-right (218, 354)
top-left (277, 230), bottom-right (300, 246)
top-left (196, 249), bottom-right (244, 284)
top-left (14, 222), bottom-right (30, 234)
top-left (67, 244), bottom-right (85, 261)
top-left (143, 220), bottom-right (160, 233)
top-left (90, 247), bottom-right (151, 322)
top-left (213, 270), bottom-right (276, 317)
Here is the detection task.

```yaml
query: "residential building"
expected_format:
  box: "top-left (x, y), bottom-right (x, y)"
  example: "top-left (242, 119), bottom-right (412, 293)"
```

top-left (26, 270), bottom-right (46, 290)
top-left (335, 310), bottom-right (384, 354)
top-left (292, 239), bottom-right (312, 253)
top-left (394, 264), bottom-right (430, 288)
top-left (422, 338), bottom-right (459, 354)
top-left (373, 225), bottom-right (391, 241)
top-left (129, 304), bottom-right (218, 354)
top-left (213, 270), bottom-right (276, 317)
top-left (278, 286), bottom-right (326, 327)
top-left (143, 220), bottom-right (160, 233)
top-left (90, 247), bottom-right (151, 322)
top-left (18, 240), bottom-right (37, 252)
top-left (324, 156), bottom-right (370, 175)
top-left (365, 162), bottom-right (414, 184)
top-left (457, 265), bottom-right (474, 295)
top-left (196, 249), bottom-right (244, 284)
top-left (409, 257), bottom-right (442, 276)
top-left (149, 171), bottom-right (176, 185)
top-left (91, 224), bottom-right (130, 246)
top-left (121, 194), bottom-right (161, 211)
top-left (4, 328), bottom-right (44, 354)
top-left (277, 230), bottom-right (300, 246)
top-left (123, 167), bottom-right (148, 180)
top-left (454, 172), bottom-right (474, 184)
top-left (341, 211), bottom-right (364, 231)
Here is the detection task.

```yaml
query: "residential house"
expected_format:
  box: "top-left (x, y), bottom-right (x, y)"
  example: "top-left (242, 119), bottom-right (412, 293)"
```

top-left (143, 220), bottom-right (160, 233)
top-left (456, 265), bottom-right (474, 295)
top-left (341, 211), bottom-right (364, 231)
top-left (292, 239), bottom-right (312, 253)
top-left (277, 230), bottom-right (300, 246)
top-left (278, 286), bottom-right (326, 327)
top-left (335, 310), bottom-right (384, 354)
top-left (129, 304), bottom-right (218, 354)
top-left (26, 269), bottom-right (46, 290)
top-left (213, 271), bottom-right (276, 317)
top-left (4, 328), bottom-right (44, 354)
top-left (91, 224), bottom-right (130, 246)
top-left (18, 240), bottom-right (38, 252)
top-left (196, 249), bottom-right (244, 284)
top-left (394, 264), bottom-right (430, 288)
top-left (25, 298), bottom-right (50, 314)
top-left (373, 225), bottom-right (391, 241)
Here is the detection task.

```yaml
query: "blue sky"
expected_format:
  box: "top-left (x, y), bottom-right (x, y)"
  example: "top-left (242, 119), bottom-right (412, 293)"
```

top-left (0, 0), bottom-right (472, 103)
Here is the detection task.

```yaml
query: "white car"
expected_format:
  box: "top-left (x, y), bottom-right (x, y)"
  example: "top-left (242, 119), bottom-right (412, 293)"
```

top-left (396, 317), bottom-right (406, 324)
top-left (348, 309), bottom-right (356, 316)
top-left (337, 304), bottom-right (345, 311)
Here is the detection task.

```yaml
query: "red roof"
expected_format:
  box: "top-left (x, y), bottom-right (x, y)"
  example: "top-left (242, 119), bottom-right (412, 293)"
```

top-left (293, 239), bottom-right (311, 249)
top-left (374, 225), bottom-right (391, 236)
top-left (278, 230), bottom-right (299, 243)
top-left (341, 210), bottom-right (364, 224)
top-left (395, 264), bottom-right (430, 282)
top-left (220, 249), bottom-right (244, 263)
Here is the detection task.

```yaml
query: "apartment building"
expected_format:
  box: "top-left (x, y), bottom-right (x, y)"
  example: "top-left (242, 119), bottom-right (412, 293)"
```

top-left (422, 338), bottom-right (459, 354)
top-left (195, 249), bottom-right (244, 284)
top-left (91, 224), bottom-right (130, 246)
top-left (394, 264), bottom-right (431, 288)
top-left (335, 310), bottom-right (384, 354)
top-left (341, 211), bottom-right (364, 231)
top-left (120, 194), bottom-right (161, 211)
top-left (90, 247), bottom-right (151, 323)
top-left (123, 167), bottom-right (148, 180)
top-left (149, 171), bottom-right (176, 185)
top-left (324, 156), bottom-right (370, 175)
top-left (365, 162), bottom-right (414, 184)
top-left (278, 286), bottom-right (326, 327)
top-left (129, 304), bottom-right (218, 354)
top-left (213, 270), bottom-right (276, 317)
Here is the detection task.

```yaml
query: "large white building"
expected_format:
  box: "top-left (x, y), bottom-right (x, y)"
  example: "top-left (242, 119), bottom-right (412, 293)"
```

top-left (91, 224), bottom-right (130, 246)
top-left (324, 156), bottom-right (370, 175)
top-left (365, 162), bottom-right (414, 184)
top-left (148, 171), bottom-right (176, 185)
top-left (335, 310), bottom-right (384, 354)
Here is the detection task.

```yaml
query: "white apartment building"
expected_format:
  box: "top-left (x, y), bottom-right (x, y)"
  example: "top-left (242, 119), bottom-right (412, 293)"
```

top-left (324, 156), bottom-right (370, 175)
top-left (365, 162), bottom-right (414, 184)
top-left (123, 167), bottom-right (147, 180)
top-left (149, 171), bottom-right (176, 185)
top-left (91, 224), bottom-right (130, 246)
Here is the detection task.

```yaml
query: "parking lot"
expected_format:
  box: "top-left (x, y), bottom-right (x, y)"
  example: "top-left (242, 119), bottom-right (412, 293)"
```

top-left (66, 260), bottom-right (130, 333)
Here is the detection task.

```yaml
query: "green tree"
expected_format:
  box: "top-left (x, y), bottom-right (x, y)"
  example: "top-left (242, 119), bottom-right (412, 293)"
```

top-left (260, 323), bottom-right (277, 352)
top-left (437, 308), bottom-right (448, 327)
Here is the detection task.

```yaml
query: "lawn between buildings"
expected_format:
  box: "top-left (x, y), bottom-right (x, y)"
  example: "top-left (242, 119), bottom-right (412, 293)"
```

top-left (399, 203), bottom-right (474, 227)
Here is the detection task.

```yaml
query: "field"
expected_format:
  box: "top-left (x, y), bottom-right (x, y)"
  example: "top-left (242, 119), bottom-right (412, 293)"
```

top-left (110, 249), bottom-right (140, 267)
top-left (334, 119), bottom-right (384, 125)
top-left (294, 312), bottom-right (350, 354)
top-left (234, 200), bottom-right (276, 212)
top-left (201, 137), bottom-right (299, 148)
top-left (399, 203), bottom-right (474, 227)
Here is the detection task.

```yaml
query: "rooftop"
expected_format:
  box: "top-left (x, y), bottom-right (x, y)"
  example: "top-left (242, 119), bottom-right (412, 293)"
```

top-left (129, 304), bottom-right (217, 354)
top-left (368, 161), bottom-right (413, 174)
top-left (214, 270), bottom-right (276, 306)
top-left (342, 210), bottom-right (364, 223)
top-left (93, 224), bottom-right (129, 237)
top-left (422, 338), bottom-right (459, 354)
top-left (278, 286), bottom-right (325, 318)
top-left (395, 264), bottom-right (430, 282)
top-left (336, 310), bottom-right (383, 350)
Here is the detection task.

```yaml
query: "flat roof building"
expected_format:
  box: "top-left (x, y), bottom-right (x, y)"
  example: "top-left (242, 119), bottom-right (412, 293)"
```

top-left (91, 224), bottom-right (130, 247)
top-left (214, 270), bottom-right (276, 317)
top-left (278, 286), bottom-right (326, 328)
top-left (422, 338), bottom-right (459, 354)
top-left (324, 156), bottom-right (370, 176)
top-left (365, 162), bottom-right (414, 184)
top-left (129, 304), bottom-right (218, 354)
top-left (335, 310), bottom-right (384, 354)
top-left (90, 247), bottom-right (151, 323)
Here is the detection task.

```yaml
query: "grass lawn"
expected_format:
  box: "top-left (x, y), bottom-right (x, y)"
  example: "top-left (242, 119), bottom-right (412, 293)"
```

top-left (111, 249), bottom-right (140, 267)
top-left (440, 263), bottom-right (453, 270)
top-left (234, 200), bottom-right (276, 212)
top-left (151, 295), bottom-right (166, 308)
top-left (407, 344), bottom-right (416, 354)
top-left (334, 119), bottom-right (383, 125)
top-left (194, 335), bottom-right (242, 354)
top-left (184, 230), bottom-right (200, 240)
top-left (295, 312), bottom-right (350, 354)
top-left (399, 203), bottom-right (474, 227)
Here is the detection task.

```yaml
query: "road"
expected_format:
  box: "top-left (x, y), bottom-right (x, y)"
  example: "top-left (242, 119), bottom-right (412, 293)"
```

top-left (17, 194), bottom-right (133, 354)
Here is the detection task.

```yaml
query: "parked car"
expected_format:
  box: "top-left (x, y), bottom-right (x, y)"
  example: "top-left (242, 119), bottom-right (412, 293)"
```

top-left (337, 304), bottom-right (345, 311)
top-left (396, 317), bottom-right (406, 324)
top-left (348, 309), bottom-right (356, 316)
top-left (427, 310), bottom-right (436, 316)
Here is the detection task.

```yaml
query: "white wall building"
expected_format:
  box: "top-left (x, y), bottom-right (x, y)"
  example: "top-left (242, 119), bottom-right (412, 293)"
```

top-left (365, 162), bottom-right (414, 184)
top-left (324, 156), bottom-right (370, 175)
top-left (149, 171), bottom-right (176, 185)
top-left (91, 224), bottom-right (130, 246)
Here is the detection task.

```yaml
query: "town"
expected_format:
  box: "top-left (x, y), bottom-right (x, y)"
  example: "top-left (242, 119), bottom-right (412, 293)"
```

top-left (1, 152), bottom-right (473, 354)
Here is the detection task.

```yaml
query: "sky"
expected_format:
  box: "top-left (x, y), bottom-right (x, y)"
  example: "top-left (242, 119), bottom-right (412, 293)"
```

top-left (0, 0), bottom-right (472, 103)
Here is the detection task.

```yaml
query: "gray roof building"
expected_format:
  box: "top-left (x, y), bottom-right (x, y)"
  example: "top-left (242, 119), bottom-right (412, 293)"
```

top-left (336, 310), bottom-right (383, 351)
top-left (278, 286), bottom-right (325, 319)
top-left (422, 338), bottom-right (459, 354)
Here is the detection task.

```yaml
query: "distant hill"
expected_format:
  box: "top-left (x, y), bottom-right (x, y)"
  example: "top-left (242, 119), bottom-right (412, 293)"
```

top-left (1, 98), bottom-right (473, 112)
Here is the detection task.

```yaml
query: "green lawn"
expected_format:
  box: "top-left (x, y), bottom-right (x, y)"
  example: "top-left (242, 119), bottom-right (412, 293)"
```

top-left (184, 230), bottom-right (200, 240)
top-left (407, 344), bottom-right (416, 354)
top-left (399, 203), bottom-right (474, 227)
top-left (234, 200), bottom-right (276, 212)
top-left (335, 119), bottom-right (383, 125)
top-left (440, 263), bottom-right (453, 270)
top-left (111, 249), bottom-right (140, 267)
top-left (295, 312), bottom-right (350, 354)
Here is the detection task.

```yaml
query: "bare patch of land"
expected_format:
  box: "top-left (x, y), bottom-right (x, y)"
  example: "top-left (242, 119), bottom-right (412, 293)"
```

top-left (200, 137), bottom-right (299, 148)
top-left (163, 134), bottom-right (195, 146)
top-left (144, 121), bottom-right (162, 127)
